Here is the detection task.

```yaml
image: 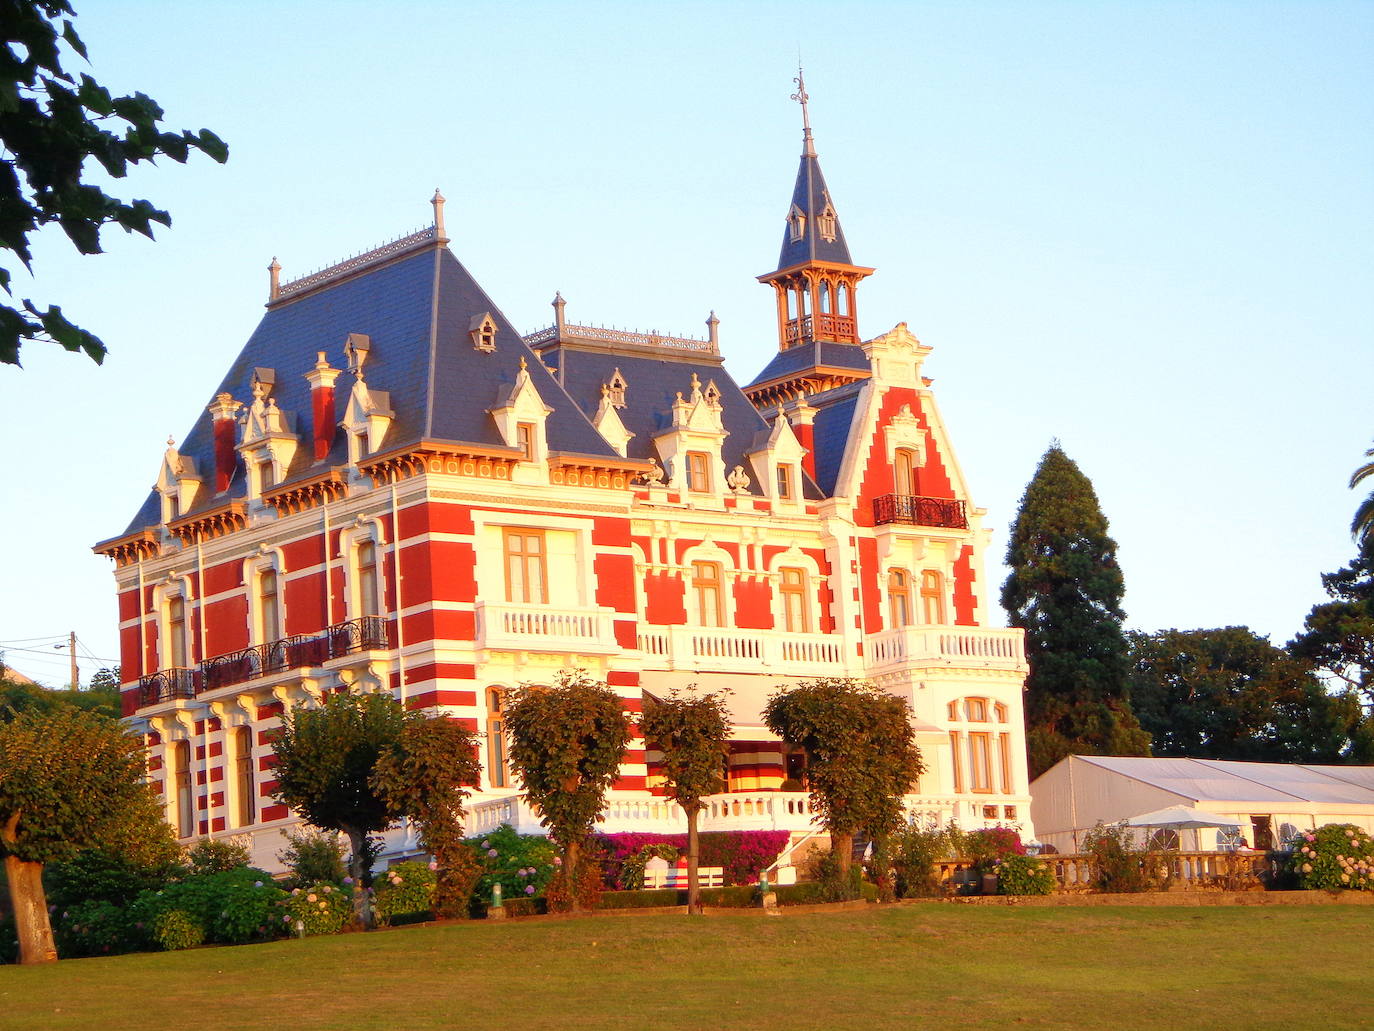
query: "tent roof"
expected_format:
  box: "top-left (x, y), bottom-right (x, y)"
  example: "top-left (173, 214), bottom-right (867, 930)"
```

top-left (1073, 755), bottom-right (1374, 807)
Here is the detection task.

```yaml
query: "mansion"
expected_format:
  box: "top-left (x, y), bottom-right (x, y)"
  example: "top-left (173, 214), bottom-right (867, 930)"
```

top-left (96, 106), bottom-right (1034, 871)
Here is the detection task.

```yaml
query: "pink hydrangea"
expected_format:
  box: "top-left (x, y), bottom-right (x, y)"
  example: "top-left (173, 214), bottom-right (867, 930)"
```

top-left (525, 885), bottom-right (535, 895)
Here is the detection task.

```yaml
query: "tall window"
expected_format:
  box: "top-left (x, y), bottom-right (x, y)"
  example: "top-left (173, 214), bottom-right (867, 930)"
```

top-left (686, 451), bottom-right (711, 493)
top-left (998, 733), bottom-right (1013, 794)
top-left (780, 566), bottom-right (810, 633)
top-left (357, 539), bottom-right (380, 617)
top-left (257, 456), bottom-right (275, 492)
top-left (969, 732), bottom-right (993, 793)
top-left (693, 561), bottom-right (724, 626)
top-left (921, 570), bottom-right (945, 625)
top-left (894, 448), bottom-right (918, 496)
top-left (516, 422), bottom-right (536, 461)
top-left (167, 595), bottom-right (188, 668)
top-left (888, 569), bottom-right (912, 628)
top-left (234, 726), bottom-right (255, 827)
top-left (258, 569), bottom-right (281, 643)
top-left (948, 731), bottom-right (964, 794)
top-left (487, 687), bottom-right (510, 789)
top-left (504, 529), bottom-right (547, 604)
top-left (173, 740), bottom-right (194, 838)
top-left (776, 464), bottom-right (794, 500)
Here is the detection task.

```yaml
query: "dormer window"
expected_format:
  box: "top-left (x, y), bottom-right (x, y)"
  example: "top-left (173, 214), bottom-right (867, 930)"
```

top-left (788, 204), bottom-right (806, 242)
top-left (606, 368), bottom-right (628, 408)
top-left (818, 202), bottom-right (837, 242)
top-left (516, 422), bottom-right (536, 461)
top-left (686, 451), bottom-right (712, 493)
top-left (344, 333), bottom-right (371, 375)
top-left (776, 464), bottom-right (794, 500)
top-left (470, 312), bottom-right (498, 353)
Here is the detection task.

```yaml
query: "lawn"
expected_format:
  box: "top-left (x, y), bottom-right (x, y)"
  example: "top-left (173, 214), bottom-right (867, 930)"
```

top-left (0, 903), bottom-right (1365, 1030)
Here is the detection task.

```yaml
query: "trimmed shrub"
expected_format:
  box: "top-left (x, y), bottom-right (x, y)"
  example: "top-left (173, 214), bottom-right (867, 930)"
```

top-left (187, 838), bottom-right (252, 875)
top-left (45, 848), bottom-right (182, 910)
top-left (152, 909), bottom-right (205, 951)
top-left (1289, 824), bottom-right (1374, 891)
top-left (374, 861), bottom-right (436, 925)
top-left (467, 824), bottom-right (558, 906)
top-left (52, 899), bottom-right (136, 958)
top-left (143, 868), bottom-right (286, 945)
top-left (995, 854), bottom-right (1056, 896)
top-left (775, 881), bottom-right (878, 905)
top-left (280, 882), bottom-right (352, 936)
top-left (277, 827), bottom-right (347, 890)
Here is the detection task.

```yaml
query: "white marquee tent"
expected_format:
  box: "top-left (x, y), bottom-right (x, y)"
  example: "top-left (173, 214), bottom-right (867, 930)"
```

top-left (1029, 755), bottom-right (1374, 853)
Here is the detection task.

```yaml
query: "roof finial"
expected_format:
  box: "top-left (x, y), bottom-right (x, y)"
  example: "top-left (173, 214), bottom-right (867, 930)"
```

top-left (431, 188), bottom-right (446, 238)
top-left (792, 62), bottom-right (815, 157)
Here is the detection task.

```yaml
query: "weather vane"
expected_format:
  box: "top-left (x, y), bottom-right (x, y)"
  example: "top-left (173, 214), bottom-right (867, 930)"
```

top-left (791, 63), bottom-right (812, 135)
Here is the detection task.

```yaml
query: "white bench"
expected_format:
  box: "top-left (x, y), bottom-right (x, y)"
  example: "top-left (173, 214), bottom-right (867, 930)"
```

top-left (642, 859), bottom-right (725, 889)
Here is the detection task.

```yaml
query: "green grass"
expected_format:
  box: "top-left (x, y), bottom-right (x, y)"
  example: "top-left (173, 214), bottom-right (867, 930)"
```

top-left (0, 904), bottom-right (1366, 1030)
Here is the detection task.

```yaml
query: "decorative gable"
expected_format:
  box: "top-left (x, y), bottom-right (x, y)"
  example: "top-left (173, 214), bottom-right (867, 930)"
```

top-left (653, 372), bottom-right (730, 498)
top-left (238, 368), bottom-right (299, 498)
top-left (861, 322), bottom-right (933, 388)
top-left (606, 368), bottom-right (628, 408)
top-left (818, 197), bottom-right (838, 242)
top-left (746, 406), bottom-right (808, 506)
top-left (156, 438), bottom-right (202, 523)
top-left (884, 403), bottom-right (926, 469)
top-left (592, 384), bottom-right (635, 458)
top-left (342, 374), bottom-right (393, 467)
top-left (787, 203), bottom-right (806, 243)
top-left (488, 357), bottom-right (554, 476)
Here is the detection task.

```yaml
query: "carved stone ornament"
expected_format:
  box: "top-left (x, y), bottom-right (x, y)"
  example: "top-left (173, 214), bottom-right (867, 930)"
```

top-left (641, 457), bottom-right (665, 486)
top-left (726, 465), bottom-right (752, 494)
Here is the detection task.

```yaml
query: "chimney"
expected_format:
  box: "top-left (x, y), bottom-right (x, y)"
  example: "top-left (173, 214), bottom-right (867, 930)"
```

top-left (786, 397), bottom-right (817, 481)
top-left (305, 351), bottom-right (341, 461)
top-left (207, 393), bottom-right (243, 493)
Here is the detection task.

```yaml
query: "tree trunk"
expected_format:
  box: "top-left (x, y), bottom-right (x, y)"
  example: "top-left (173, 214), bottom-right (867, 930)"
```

top-left (686, 805), bottom-right (702, 916)
top-left (345, 827), bottom-right (373, 928)
top-left (5, 855), bottom-right (56, 964)
top-left (565, 838), bottom-right (583, 913)
top-left (833, 830), bottom-right (853, 885)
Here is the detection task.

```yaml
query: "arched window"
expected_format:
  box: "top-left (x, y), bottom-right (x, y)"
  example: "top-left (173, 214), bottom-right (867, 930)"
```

top-left (167, 594), bottom-right (189, 668)
top-left (888, 569), bottom-right (912, 628)
top-left (837, 282), bottom-right (850, 316)
top-left (819, 281), bottom-right (832, 314)
top-left (486, 687), bottom-right (510, 789)
top-left (894, 448), bottom-right (918, 496)
top-left (356, 539), bottom-right (380, 617)
top-left (693, 561), bottom-right (724, 627)
top-left (257, 568), bottom-right (281, 643)
top-left (173, 740), bottom-right (194, 838)
top-left (779, 566), bottom-right (810, 633)
top-left (921, 570), bottom-right (945, 625)
top-left (234, 726), bottom-right (255, 827)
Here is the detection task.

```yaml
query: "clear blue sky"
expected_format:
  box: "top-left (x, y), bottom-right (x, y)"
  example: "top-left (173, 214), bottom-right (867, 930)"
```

top-left (2, 1), bottom-right (1370, 685)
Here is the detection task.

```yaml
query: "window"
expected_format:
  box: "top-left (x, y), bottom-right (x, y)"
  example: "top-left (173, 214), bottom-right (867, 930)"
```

top-left (999, 734), bottom-right (1014, 794)
top-left (964, 698), bottom-right (987, 722)
top-left (894, 448), bottom-right (918, 496)
top-left (983, 805), bottom-right (1000, 820)
top-left (257, 456), bottom-right (275, 492)
top-left (167, 595), bottom-right (188, 668)
top-left (788, 205), bottom-right (806, 242)
top-left (258, 569), bottom-right (281, 643)
top-left (837, 282), bottom-right (850, 316)
top-left (994, 702), bottom-right (1009, 724)
top-left (818, 204), bottom-right (837, 242)
top-left (234, 726), bottom-right (255, 827)
top-left (779, 566), bottom-right (810, 633)
top-left (686, 451), bottom-right (712, 493)
top-left (516, 422), bottom-right (536, 461)
top-left (1003, 805), bottom-right (1017, 820)
top-left (888, 569), bottom-right (912, 628)
top-left (776, 464), bottom-right (794, 500)
top-left (948, 731), bottom-right (964, 794)
top-left (504, 529), bottom-right (547, 604)
top-left (969, 732), bottom-right (993, 793)
top-left (693, 561), bottom-right (724, 627)
top-left (921, 570), bottom-right (945, 625)
top-left (357, 539), bottom-right (380, 617)
top-left (173, 740), bottom-right (194, 838)
top-left (487, 687), bottom-right (510, 789)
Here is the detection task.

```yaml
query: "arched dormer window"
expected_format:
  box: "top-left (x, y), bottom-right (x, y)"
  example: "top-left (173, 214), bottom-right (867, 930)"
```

top-left (818, 202), bottom-right (837, 242)
top-left (470, 312), bottom-right (498, 353)
top-left (606, 368), bottom-right (628, 408)
top-left (788, 204), bottom-right (806, 242)
top-left (888, 569), bottom-right (912, 628)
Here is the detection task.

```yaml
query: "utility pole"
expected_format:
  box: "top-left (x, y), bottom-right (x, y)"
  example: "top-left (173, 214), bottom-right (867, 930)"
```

top-left (69, 631), bottom-right (78, 690)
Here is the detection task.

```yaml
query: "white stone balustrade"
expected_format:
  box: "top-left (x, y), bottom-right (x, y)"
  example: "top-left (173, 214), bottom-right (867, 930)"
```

top-left (637, 625), bottom-right (848, 675)
top-left (466, 789), bottom-right (826, 837)
top-left (865, 626), bottom-right (1027, 674)
top-left (475, 601), bottom-right (620, 655)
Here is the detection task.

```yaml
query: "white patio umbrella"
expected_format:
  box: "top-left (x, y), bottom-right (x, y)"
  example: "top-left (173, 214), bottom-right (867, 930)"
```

top-left (1123, 805), bottom-right (1243, 851)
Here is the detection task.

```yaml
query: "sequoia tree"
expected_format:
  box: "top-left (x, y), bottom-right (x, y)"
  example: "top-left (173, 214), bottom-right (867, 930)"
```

top-left (0, 708), bottom-right (150, 963)
top-left (763, 678), bottom-right (924, 890)
top-left (639, 686), bottom-right (731, 915)
top-left (503, 670), bottom-right (630, 911)
top-left (1001, 444), bottom-right (1150, 778)
top-left (0, 0), bottom-right (227, 365)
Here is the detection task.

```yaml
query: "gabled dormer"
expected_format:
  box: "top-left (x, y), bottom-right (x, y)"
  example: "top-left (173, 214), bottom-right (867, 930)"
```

top-left (489, 356), bottom-right (554, 478)
top-left (746, 407), bottom-right (808, 508)
top-left (156, 438), bottom-right (202, 523)
top-left (238, 367), bottom-right (299, 498)
top-left (341, 373), bottom-right (393, 468)
top-left (470, 312), bottom-right (499, 353)
top-left (653, 372), bottom-right (729, 500)
top-left (591, 384), bottom-right (635, 457)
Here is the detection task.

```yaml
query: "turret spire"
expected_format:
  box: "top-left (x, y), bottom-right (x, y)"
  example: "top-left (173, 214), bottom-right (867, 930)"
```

top-left (791, 63), bottom-right (815, 157)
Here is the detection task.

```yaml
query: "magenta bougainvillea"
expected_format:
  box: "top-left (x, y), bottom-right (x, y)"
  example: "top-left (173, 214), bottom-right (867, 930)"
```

top-left (597, 830), bottom-right (790, 886)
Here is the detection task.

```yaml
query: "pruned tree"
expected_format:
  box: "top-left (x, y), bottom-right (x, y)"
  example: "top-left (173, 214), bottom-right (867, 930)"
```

top-left (372, 715), bottom-right (482, 918)
top-left (503, 669), bottom-right (631, 912)
top-left (0, 0), bottom-right (227, 366)
top-left (1001, 443), bottom-right (1151, 777)
top-left (0, 707), bottom-right (150, 963)
top-left (639, 686), bottom-right (731, 915)
top-left (763, 678), bottom-right (924, 894)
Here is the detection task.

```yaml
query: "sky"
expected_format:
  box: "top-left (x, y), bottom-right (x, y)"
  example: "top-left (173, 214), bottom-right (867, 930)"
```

top-left (1, 1), bottom-right (1370, 687)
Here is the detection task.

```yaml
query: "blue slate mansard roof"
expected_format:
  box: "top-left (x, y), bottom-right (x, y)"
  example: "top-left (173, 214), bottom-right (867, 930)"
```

top-left (775, 143), bottom-right (854, 271)
top-left (115, 232), bottom-right (624, 538)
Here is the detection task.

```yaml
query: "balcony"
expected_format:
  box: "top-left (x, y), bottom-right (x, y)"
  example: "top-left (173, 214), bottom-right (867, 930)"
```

top-left (872, 494), bottom-right (968, 529)
top-left (466, 790), bottom-right (823, 837)
top-left (784, 312), bottom-right (857, 344)
top-left (637, 626), bottom-right (848, 675)
top-left (137, 616), bottom-right (391, 706)
top-left (475, 602), bottom-right (620, 655)
top-left (865, 625), bottom-right (1027, 675)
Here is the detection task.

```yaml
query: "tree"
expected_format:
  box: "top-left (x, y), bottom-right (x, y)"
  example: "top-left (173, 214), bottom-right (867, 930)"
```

top-left (503, 670), bottom-right (631, 912)
top-left (270, 692), bottom-right (404, 905)
top-left (0, 0), bottom-right (227, 366)
top-left (1128, 626), bottom-right (1360, 762)
top-left (638, 686), bottom-right (731, 915)
top-left (371, 715), bottom-right (482, 918)
top-left (1291, 540), bottom-right (1374, 710)
top-left (1001, 443), bottom-right (1151, 777)
top-left (0, 707), bottom-right (149, 963)
top-left (763, 678), bottom-right (924, 892)
top-left (1349, 439), bottom-right (1374, 549)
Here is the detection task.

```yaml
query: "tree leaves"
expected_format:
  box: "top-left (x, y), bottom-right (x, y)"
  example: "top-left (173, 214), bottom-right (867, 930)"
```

top-left (639, 687), bottom-right (731, 811)
top-left (0, 0), bottom-right (227, 366)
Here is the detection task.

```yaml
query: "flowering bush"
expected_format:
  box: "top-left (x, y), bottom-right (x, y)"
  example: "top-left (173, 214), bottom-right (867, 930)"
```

top-left (128, 867), bottom-right (285, 946)
top-left (995, 854), bottom-right (1056, 896)
top-left (152, 909), bottom-right (205, 951)
top-left (891, 819), bottom-right (967, 897)
top-left (51, 899), bottom-right (137, 957)
top-left (962, 827), bottom-right (1026, 874)
top-left (1082, 823), bottom-right (1169, 893)
top-left (597, 830), bottom-right (790, 887)
top-left (467, 824), bottom-right (558, 905)
top-left (373, 861), bottom-right (437, 924)
top-left (280, 881), bottom-right (353, 936)
top-left (1289, 824), bottom-right (1374, 892)
top-left (277, 827), bottom-right (347, 890)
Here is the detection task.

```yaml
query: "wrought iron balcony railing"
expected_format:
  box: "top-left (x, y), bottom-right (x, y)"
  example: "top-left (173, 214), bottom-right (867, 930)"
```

top-left (872, 494), bottom-right (968, 529)
top-left (139, 615), bottom-right (391, 705)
